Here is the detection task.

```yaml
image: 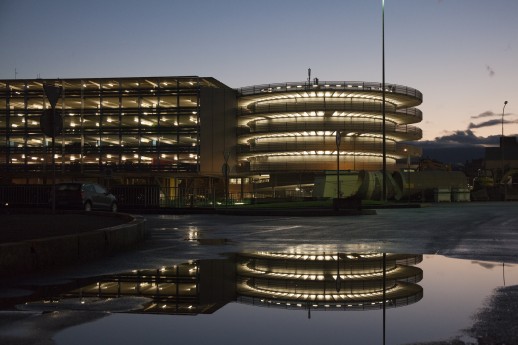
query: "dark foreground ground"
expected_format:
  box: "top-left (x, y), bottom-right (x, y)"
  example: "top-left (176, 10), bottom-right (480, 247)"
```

top-left (1, 202), bottom-right (517, 344)
top-left (0, 213), bottom-right (128, 243)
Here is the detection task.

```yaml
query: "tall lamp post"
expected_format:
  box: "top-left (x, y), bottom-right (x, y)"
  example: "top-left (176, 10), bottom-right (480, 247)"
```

top-left (404, 148), bottom-right (410, 203)
top-left (501, 101), bottom-right (508, 181)
top-left (223, 151), bottom-right (230, 207)
top-left (502, 101), bottom-right (508, 137)
top-left (381, 0), bottom-right (387, 203)
top-left (336, 131), bottom-right (341, 210)
top-left (41, 83), bottom-right (63, 213)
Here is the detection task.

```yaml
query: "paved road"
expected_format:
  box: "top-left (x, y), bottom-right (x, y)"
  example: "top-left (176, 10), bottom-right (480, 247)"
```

top-left (37, 201), bottom-right (516, 280)
top-left (2, 202), bottom-right (517, 281)
top-left (1, 202), bottom-right (517, 345)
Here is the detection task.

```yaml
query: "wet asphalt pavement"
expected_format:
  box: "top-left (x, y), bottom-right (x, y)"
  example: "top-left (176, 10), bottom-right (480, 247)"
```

top-left (1, 201), bottom-right (518, 345)
top-left (76, 201), bottom-right (518, 278)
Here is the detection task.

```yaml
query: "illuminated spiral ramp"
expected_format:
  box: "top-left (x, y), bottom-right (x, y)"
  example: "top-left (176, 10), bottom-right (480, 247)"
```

top-left (236, 252), bottom-right (423, 311)
top-left (237, 81), bottom-right (423, 173)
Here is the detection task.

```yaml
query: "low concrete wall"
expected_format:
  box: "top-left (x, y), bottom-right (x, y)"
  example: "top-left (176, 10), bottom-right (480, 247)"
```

top-left (0, 214), bottom-right (146, 276)
top-left (0, 242), bottom-right (33, 275)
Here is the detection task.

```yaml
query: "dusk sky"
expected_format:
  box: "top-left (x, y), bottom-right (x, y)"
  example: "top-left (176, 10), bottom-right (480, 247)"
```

top-left (1, 0), bottom-right (517, 143)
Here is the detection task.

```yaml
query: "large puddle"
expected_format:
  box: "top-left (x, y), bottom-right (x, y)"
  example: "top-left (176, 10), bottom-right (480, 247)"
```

top-left (3, 253), bottom-right (517, 344)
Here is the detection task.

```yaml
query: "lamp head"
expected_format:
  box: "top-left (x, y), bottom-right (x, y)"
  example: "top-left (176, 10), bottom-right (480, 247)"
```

top-left (504, 101), bottom-right (508, 105)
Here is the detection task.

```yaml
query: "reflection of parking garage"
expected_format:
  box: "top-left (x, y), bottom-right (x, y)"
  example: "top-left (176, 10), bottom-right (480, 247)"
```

top-left (237, 252), bottom-right (423, 311)
top-left (26, 252), bottom-right (422, 315)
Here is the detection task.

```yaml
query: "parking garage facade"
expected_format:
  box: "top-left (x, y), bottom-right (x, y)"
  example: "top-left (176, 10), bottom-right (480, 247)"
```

top-left (1, 76), bottom-right (423, 204)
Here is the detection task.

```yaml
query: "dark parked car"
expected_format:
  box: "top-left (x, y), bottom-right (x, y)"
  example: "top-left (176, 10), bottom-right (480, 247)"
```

top-left (52, 182), bottom-right (118, 212)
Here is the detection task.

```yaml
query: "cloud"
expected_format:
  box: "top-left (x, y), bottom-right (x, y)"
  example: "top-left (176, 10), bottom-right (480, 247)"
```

top-left (471, 111), bottom-right (495, 119)
top-left (468, 119), bottom-right (502, 129)
top-left (469, 118), bottom-right (518, 129)
top-left (486, 65), bottom-right (495, 77)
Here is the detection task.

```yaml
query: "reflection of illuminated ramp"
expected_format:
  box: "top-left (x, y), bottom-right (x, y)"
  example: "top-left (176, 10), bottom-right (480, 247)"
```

top-left (236, 252), bottom-right (423, 311)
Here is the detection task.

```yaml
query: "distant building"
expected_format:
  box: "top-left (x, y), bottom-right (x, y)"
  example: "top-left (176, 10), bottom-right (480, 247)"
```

top-left (1, 77), bottom-right (423, 201)
top-left (484, 136), bottom-right (518, 181)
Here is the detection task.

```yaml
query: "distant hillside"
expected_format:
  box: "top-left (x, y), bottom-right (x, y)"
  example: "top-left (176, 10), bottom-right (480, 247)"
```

top-left (417, 145), bottom-right (486, 164)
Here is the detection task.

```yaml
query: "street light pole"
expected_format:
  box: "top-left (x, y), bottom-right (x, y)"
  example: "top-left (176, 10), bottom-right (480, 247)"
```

top-left (502, 101), bottom-right (508, 137)
top-left (382, 0), bottom-right (387, 202)
top-left (223, 151), bottom-right (230, 207)
top-left (501, 101), bottom-right (508, 183)
top-left (336, 131), bottom-right (341, 208)
top-left (404, 148), bottom-right (410, 203)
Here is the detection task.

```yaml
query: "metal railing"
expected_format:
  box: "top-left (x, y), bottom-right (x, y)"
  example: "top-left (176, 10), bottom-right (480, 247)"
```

top-left (0, 184), bottom-right (262, 209)
top-left (239, 100), bottom-right (422, 123)
top-left (247, 121), bottom-right (422, 139)
top-left (0, 162), bottom-right (198, 174)
top-left (238, 81), bottom-right (423, 101)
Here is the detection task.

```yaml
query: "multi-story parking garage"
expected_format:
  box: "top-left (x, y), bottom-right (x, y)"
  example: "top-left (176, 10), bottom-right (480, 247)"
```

top-left (1, 76), bottom-right (423, 204)
top-left (238, 81), bottom-right (422, 172)
top-left (0, 76), bottom-right (237, 204)
top-left (237, 81), bottom-right (423, 196)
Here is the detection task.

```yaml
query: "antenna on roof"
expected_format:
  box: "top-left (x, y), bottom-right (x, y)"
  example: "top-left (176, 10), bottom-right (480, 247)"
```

top-left (307, 68), bottom-right (311, 84)
top-left (14, 68), bottom-right (18, 80)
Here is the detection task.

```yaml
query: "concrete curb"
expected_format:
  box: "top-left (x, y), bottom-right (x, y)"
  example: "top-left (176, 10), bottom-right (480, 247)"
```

top-left (0, 213), bottom-right (146, 276)
top-left (120, 207), bottom-right (378, 216)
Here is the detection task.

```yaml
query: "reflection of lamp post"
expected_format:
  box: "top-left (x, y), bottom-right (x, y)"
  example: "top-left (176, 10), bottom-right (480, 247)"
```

top-left (335, 252), bottom-right (341, 292)
top-left (503, 262), bottom-right (506, 286)
top-left (382, 252), bottom-right (387, 345)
